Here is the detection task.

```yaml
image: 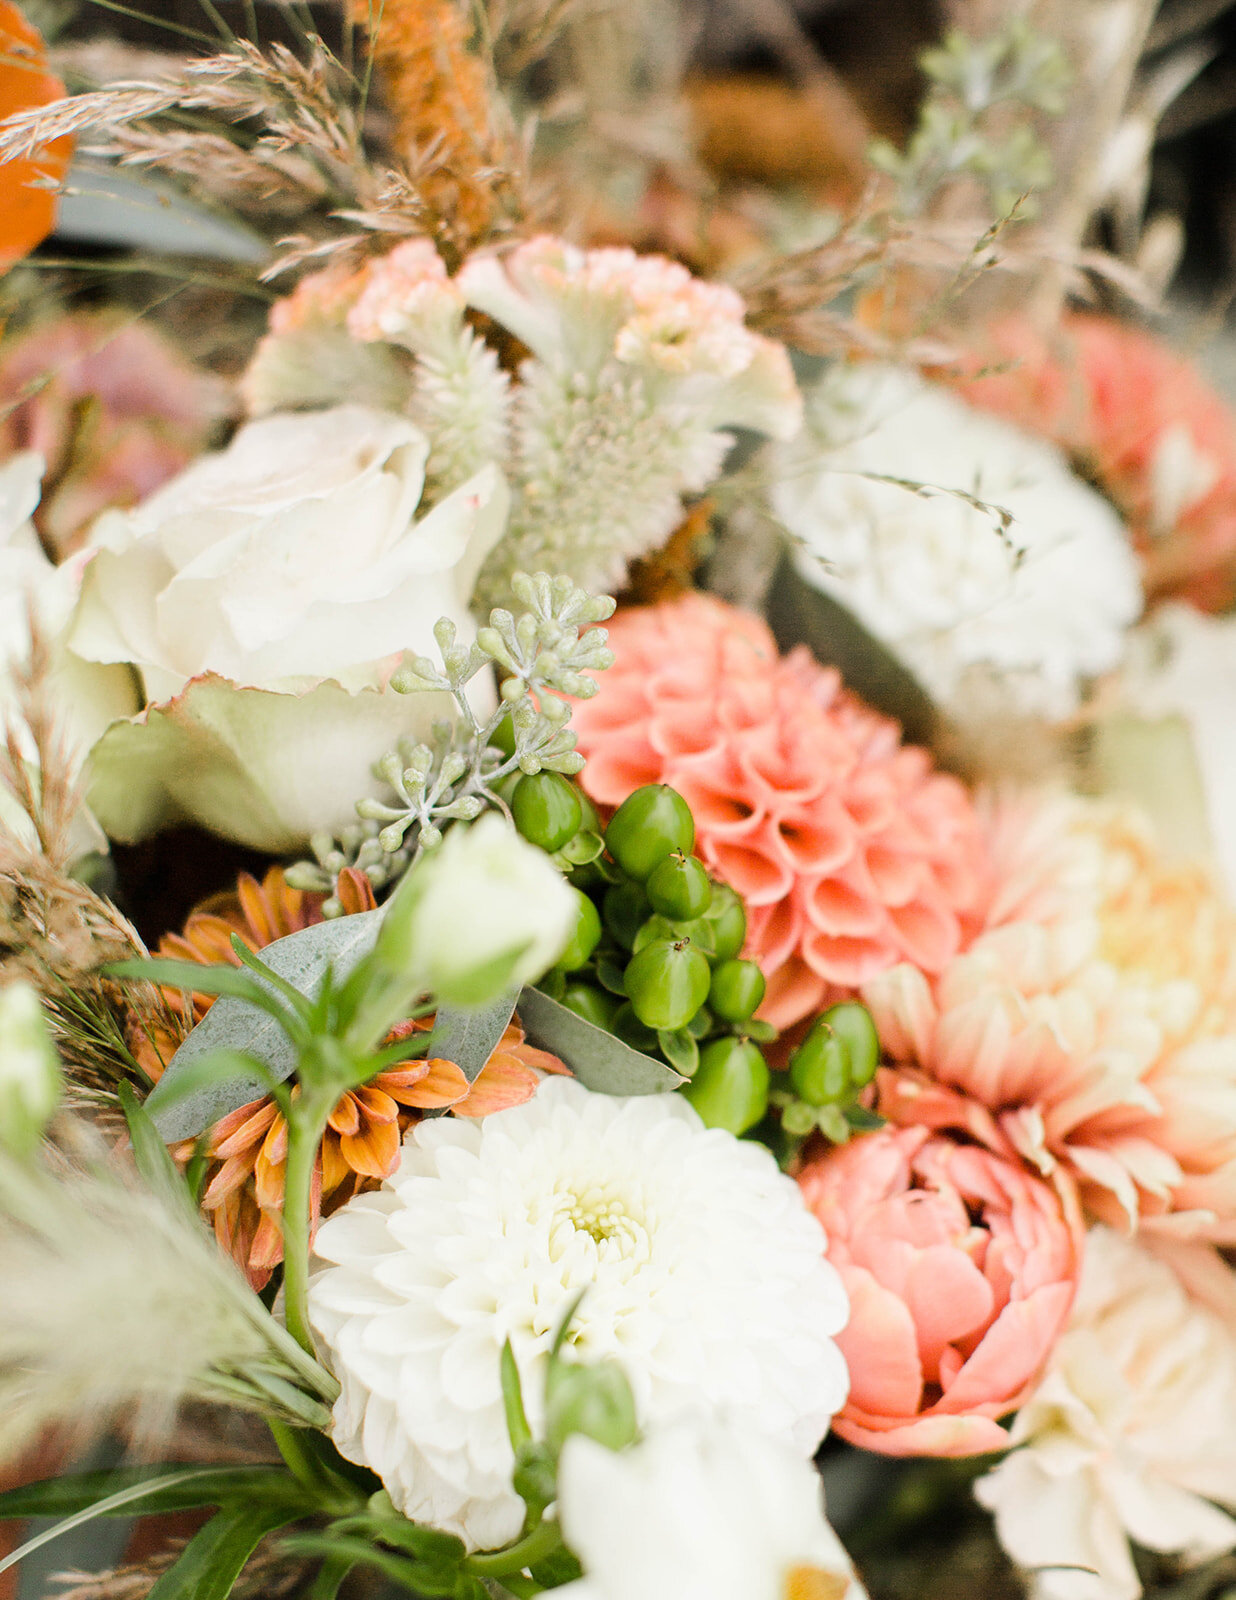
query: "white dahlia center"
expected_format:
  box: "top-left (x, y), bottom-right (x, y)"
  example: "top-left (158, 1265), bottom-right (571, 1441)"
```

top-left (548, 1178), bottom-right (652, 1270)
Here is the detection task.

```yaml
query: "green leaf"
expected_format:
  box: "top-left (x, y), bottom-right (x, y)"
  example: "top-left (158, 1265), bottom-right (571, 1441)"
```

top-left (657, 1027), bottom-right (699, 1078)
top-left (0, 1470), bottom-right (290, 1578)
top-left (763, 551), bottom-right (943, 750)
top-left (500, 1340), bottom-right (532, 1455)
top-left (844, 1103), bottom-right (886, 1132)
top-left (106, 958), bottom-right (297, 1017)
top-left (146, 1502), bottom-right (306, 1600)
top-left (118, 1083), bottom-right (198, 1221)
top-left (146, 1049), bottom-right (289, 1130)
top-left (281, 1535), bottom-right (457, 1595)
top-left (517, 987), bottom-right (683, 1094)
top-left (428, 991), bottom-right (519, 1084)
top-left (150, 909), bottom-right (387, 1142)
top-left (0, 1466), bottom-right (296, 1524)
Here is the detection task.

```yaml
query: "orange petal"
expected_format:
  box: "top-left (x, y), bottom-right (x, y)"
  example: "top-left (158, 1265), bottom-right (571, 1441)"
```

top-left (249, 1210), bottom-right (285, 1272)
top-left (334, 868), bottom-right (378, 915)
top-left (350, 1083), bottom-right (399, 1123)
top-left (211, 1098), bottom-right (279, 1158)
top-left (236, 872), bottom-right (278, 948)
top-left (327, 1092), bottom-right (362, 1136)
top-left (340, 1116), bottom-right (402, 1179)
top-left (385, 1057), bottom-right (470, 1109)
top-left (254, 1151), bottom-right (285, 1210)
top-left (0, 4), bottom-right (73, 274)
top-left (260, 1113), bottom-right (289, 1165)
top-left (320, 1131), bottom-right (351, 1195)
top-left (202, 1153), bottom-right (256, 1209)
top-left (452, 1057), bottom-right (542, 1117)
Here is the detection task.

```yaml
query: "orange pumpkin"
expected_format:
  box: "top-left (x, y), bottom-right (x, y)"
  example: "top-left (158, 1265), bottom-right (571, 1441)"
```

top-left (0, 1), bottom-right (72, 273)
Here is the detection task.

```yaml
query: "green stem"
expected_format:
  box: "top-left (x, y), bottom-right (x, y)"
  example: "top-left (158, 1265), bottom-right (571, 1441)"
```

top-left (466, 1518), bottom-right (564, 1580)
top-left (281, 1088), bottom-right (333, 1356)
top-left (267, 1418), bottom-right (326, 1495)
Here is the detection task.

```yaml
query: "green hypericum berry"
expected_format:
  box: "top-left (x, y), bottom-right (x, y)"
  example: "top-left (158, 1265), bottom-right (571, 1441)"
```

top-left (624, 938), bottom-right (711, 1032)
top-left (708, 958), bottom-right (766, 1023)
top-left (703, 882), bottom-right (746, 963)
top-left (511, 771), bottom-right (584, 853)
top-left (646, 851), bottom-right (712, 920)
top-left (560, 983), bottom-right (621, 1030)
top-left (488, 715), bottom-right (517, 758)
top-left (613, 1002), bottom-right (659, 1053)
top-left (603, 785), bottom-right (695, 881)
top-left (603, 881), bottom-right (650, 951)
top-left (555, 889), bottom-right (603, 972)
top-left (823, 1000), bottom-right (880, 1089)
top-left (789, 1028), bottom-right (850, 1108)
top-left (683, 1037), bottom-right (770, 1134)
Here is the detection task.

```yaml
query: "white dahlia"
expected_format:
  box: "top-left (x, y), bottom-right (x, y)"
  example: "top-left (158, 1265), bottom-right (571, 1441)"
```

top-left (308, 1078), bottom-right (849, 1550)
top-left (769, 364), bottom-right (1142, 722)
top-left (555, 1418), bottom-right (866, 1600)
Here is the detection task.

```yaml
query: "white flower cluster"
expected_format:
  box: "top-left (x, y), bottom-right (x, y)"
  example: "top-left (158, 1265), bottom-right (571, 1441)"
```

top-left (770, 364), bottom-right (1143, 722)
top-left (309, 1078), bottom-right (849, 1551)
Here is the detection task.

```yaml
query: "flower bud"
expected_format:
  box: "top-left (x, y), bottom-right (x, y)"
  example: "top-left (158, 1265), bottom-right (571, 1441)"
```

top-left (0, 981), bottom-right (61, 1157)
top-left (545, 1357), bottom-right (639, 1456)
top-left (374, 814), bottom-right (577, 1007)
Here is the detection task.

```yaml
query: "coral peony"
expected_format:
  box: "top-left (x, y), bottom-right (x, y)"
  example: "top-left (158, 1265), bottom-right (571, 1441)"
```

top-left (569, 593), bottom-right (989, 1028)
top-left (869, 795), bottom-right (1236, 1238)
top-left (797, 1123), bottom-right (1081, 1456)
top-left (0, 314), bottom-right (227, 554)
top-left (956, 313), bottom-right (1236, 612)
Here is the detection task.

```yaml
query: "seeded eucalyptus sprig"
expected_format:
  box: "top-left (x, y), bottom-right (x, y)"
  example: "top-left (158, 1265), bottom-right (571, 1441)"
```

top-left (288, 573), bottom-right (615, 915)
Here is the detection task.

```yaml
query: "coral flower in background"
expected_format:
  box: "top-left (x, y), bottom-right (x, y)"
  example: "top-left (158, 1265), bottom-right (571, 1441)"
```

top-left (868, 795), bottom-right (1236, 1238)
top-left (133, 865), bottom-right (565, 1285)
top-left (569, 593), bottom-right (990, 1029)
top-left (797, 1123), bottom-right (1082, 1457)
top-left (0, 3), bottom-right (72, 274)
top-left (957, 313), bottom-right (1236, 613)
top-left (0, 313), bottom-right (229, 555)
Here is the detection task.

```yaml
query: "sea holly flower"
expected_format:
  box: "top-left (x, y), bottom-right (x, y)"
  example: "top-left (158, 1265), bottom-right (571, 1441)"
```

top-left (66, 405), bottom-right (508, 851)
top-left (308, 1078), bottom-right (849, 1550)
top-left (769, 362), bottom-right (1143, 725)
top-left (131, 864), bottom-right (566, 1286)
top-left (555, 1419), bottom-right (866, 1600)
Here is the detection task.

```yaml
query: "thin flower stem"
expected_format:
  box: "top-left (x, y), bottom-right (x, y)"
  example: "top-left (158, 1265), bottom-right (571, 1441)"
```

top-left (465, 1517), bottom-right (564, 1579)
top-left (281, 1085), bottom-right (334, 1356)
top-left (268, 1418), bottom-right (328, 1494)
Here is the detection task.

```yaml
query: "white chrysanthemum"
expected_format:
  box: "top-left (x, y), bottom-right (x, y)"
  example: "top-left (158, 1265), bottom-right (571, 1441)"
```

top-left (308, 1078), bottom-right (849, 1551)
top-left (977, 1227), bottom-right (1236, 1600)
top-left (555, 1419), bottom-right (866, 1600)
top-left (770, 364), bottom-right (1143, 721)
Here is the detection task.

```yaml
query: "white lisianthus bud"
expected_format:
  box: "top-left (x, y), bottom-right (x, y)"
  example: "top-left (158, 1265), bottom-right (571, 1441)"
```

top-left (376, 814), bottom-right (575, 1006)
top-left (0, 982), bottom-right (62, 1157)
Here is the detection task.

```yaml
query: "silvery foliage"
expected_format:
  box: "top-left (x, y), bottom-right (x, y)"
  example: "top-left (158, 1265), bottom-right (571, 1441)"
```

top-left (287, 573), bottom-right (614, 915)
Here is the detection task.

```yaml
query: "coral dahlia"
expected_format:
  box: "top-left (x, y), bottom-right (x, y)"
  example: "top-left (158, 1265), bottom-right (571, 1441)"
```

top-left (568, 593), bottom-right (990, 1028)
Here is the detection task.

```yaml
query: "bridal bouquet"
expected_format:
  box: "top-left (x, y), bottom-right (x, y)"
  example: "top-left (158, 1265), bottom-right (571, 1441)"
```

top-left (3, 4), bottom-right (1236, 1600)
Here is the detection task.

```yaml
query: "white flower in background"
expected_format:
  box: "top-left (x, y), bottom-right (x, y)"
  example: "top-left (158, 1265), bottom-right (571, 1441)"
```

top-left (555, 1419), bottom-right (866, 1600)
top-left (0, 453), bottom-right (136, 854)
top-left (0, 981), bottom-right (61, 1158)
top-left (66, 405), bottom-right (508, 852)
top-left (977, 1226), bottom-right (1236, 1600)
top-left (377, 814), bottom-right (576, 1005)
top-left (1111, 603), bottom-right (1236, 904)
top-left (308, 1077), bottom-right (849, 1551)
top-left (770, 364), bottom-right (1142, 722)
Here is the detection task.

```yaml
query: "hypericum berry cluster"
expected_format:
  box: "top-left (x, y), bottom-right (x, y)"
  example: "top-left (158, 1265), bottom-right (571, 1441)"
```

top-left (774, 1001), bottom-right (883, 1152)
top-left (509, 778), bottom-right (774, 1135)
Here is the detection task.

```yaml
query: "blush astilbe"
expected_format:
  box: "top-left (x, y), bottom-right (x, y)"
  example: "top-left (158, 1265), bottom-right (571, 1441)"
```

top-left (867, 796), bottom-right (1236, 1239)
top-left (568, 594), bottom-right (990, 1029)
top-left (797, 1123), bottom-right (1082, 1457)
top-left (133, 865), bottom-right (564, 1286)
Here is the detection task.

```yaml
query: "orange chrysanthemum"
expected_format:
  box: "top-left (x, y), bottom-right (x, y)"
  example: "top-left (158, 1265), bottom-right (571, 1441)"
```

top-left (955, 313), bottom-right (1236, 612)
top-left (0, 3), bottom-right (72, 274)
top-left (568, 594), bottom-right (991, 1030)
top-left (135, 865), bottom-right (565, 1285)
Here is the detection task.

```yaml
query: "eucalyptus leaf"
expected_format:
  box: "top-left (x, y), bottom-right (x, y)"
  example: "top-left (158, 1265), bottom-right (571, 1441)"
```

top-left (427, 992), bottom-right (519, 1084)
top-left (764, 551), bottom-right (943, 748)
top-left (516, 987), bottom-right (684, 1094)
top-left (150, 909), bottom-right (386, 1142)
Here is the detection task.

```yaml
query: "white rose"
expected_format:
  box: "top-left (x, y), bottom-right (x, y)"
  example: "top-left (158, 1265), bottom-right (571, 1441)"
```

top-left (555, 1420), bottom-right (866, 1600)
top-left (0, 454), bottom-right (137, 855)
top-left (376, 813), bottom-right (576, 1004)
top-left (66, 406), bottom-right (508, 851)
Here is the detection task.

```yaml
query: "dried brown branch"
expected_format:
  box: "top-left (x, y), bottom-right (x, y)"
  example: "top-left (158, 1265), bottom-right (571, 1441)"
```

top-left (50, 1537), bottom-right (311, 1600)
